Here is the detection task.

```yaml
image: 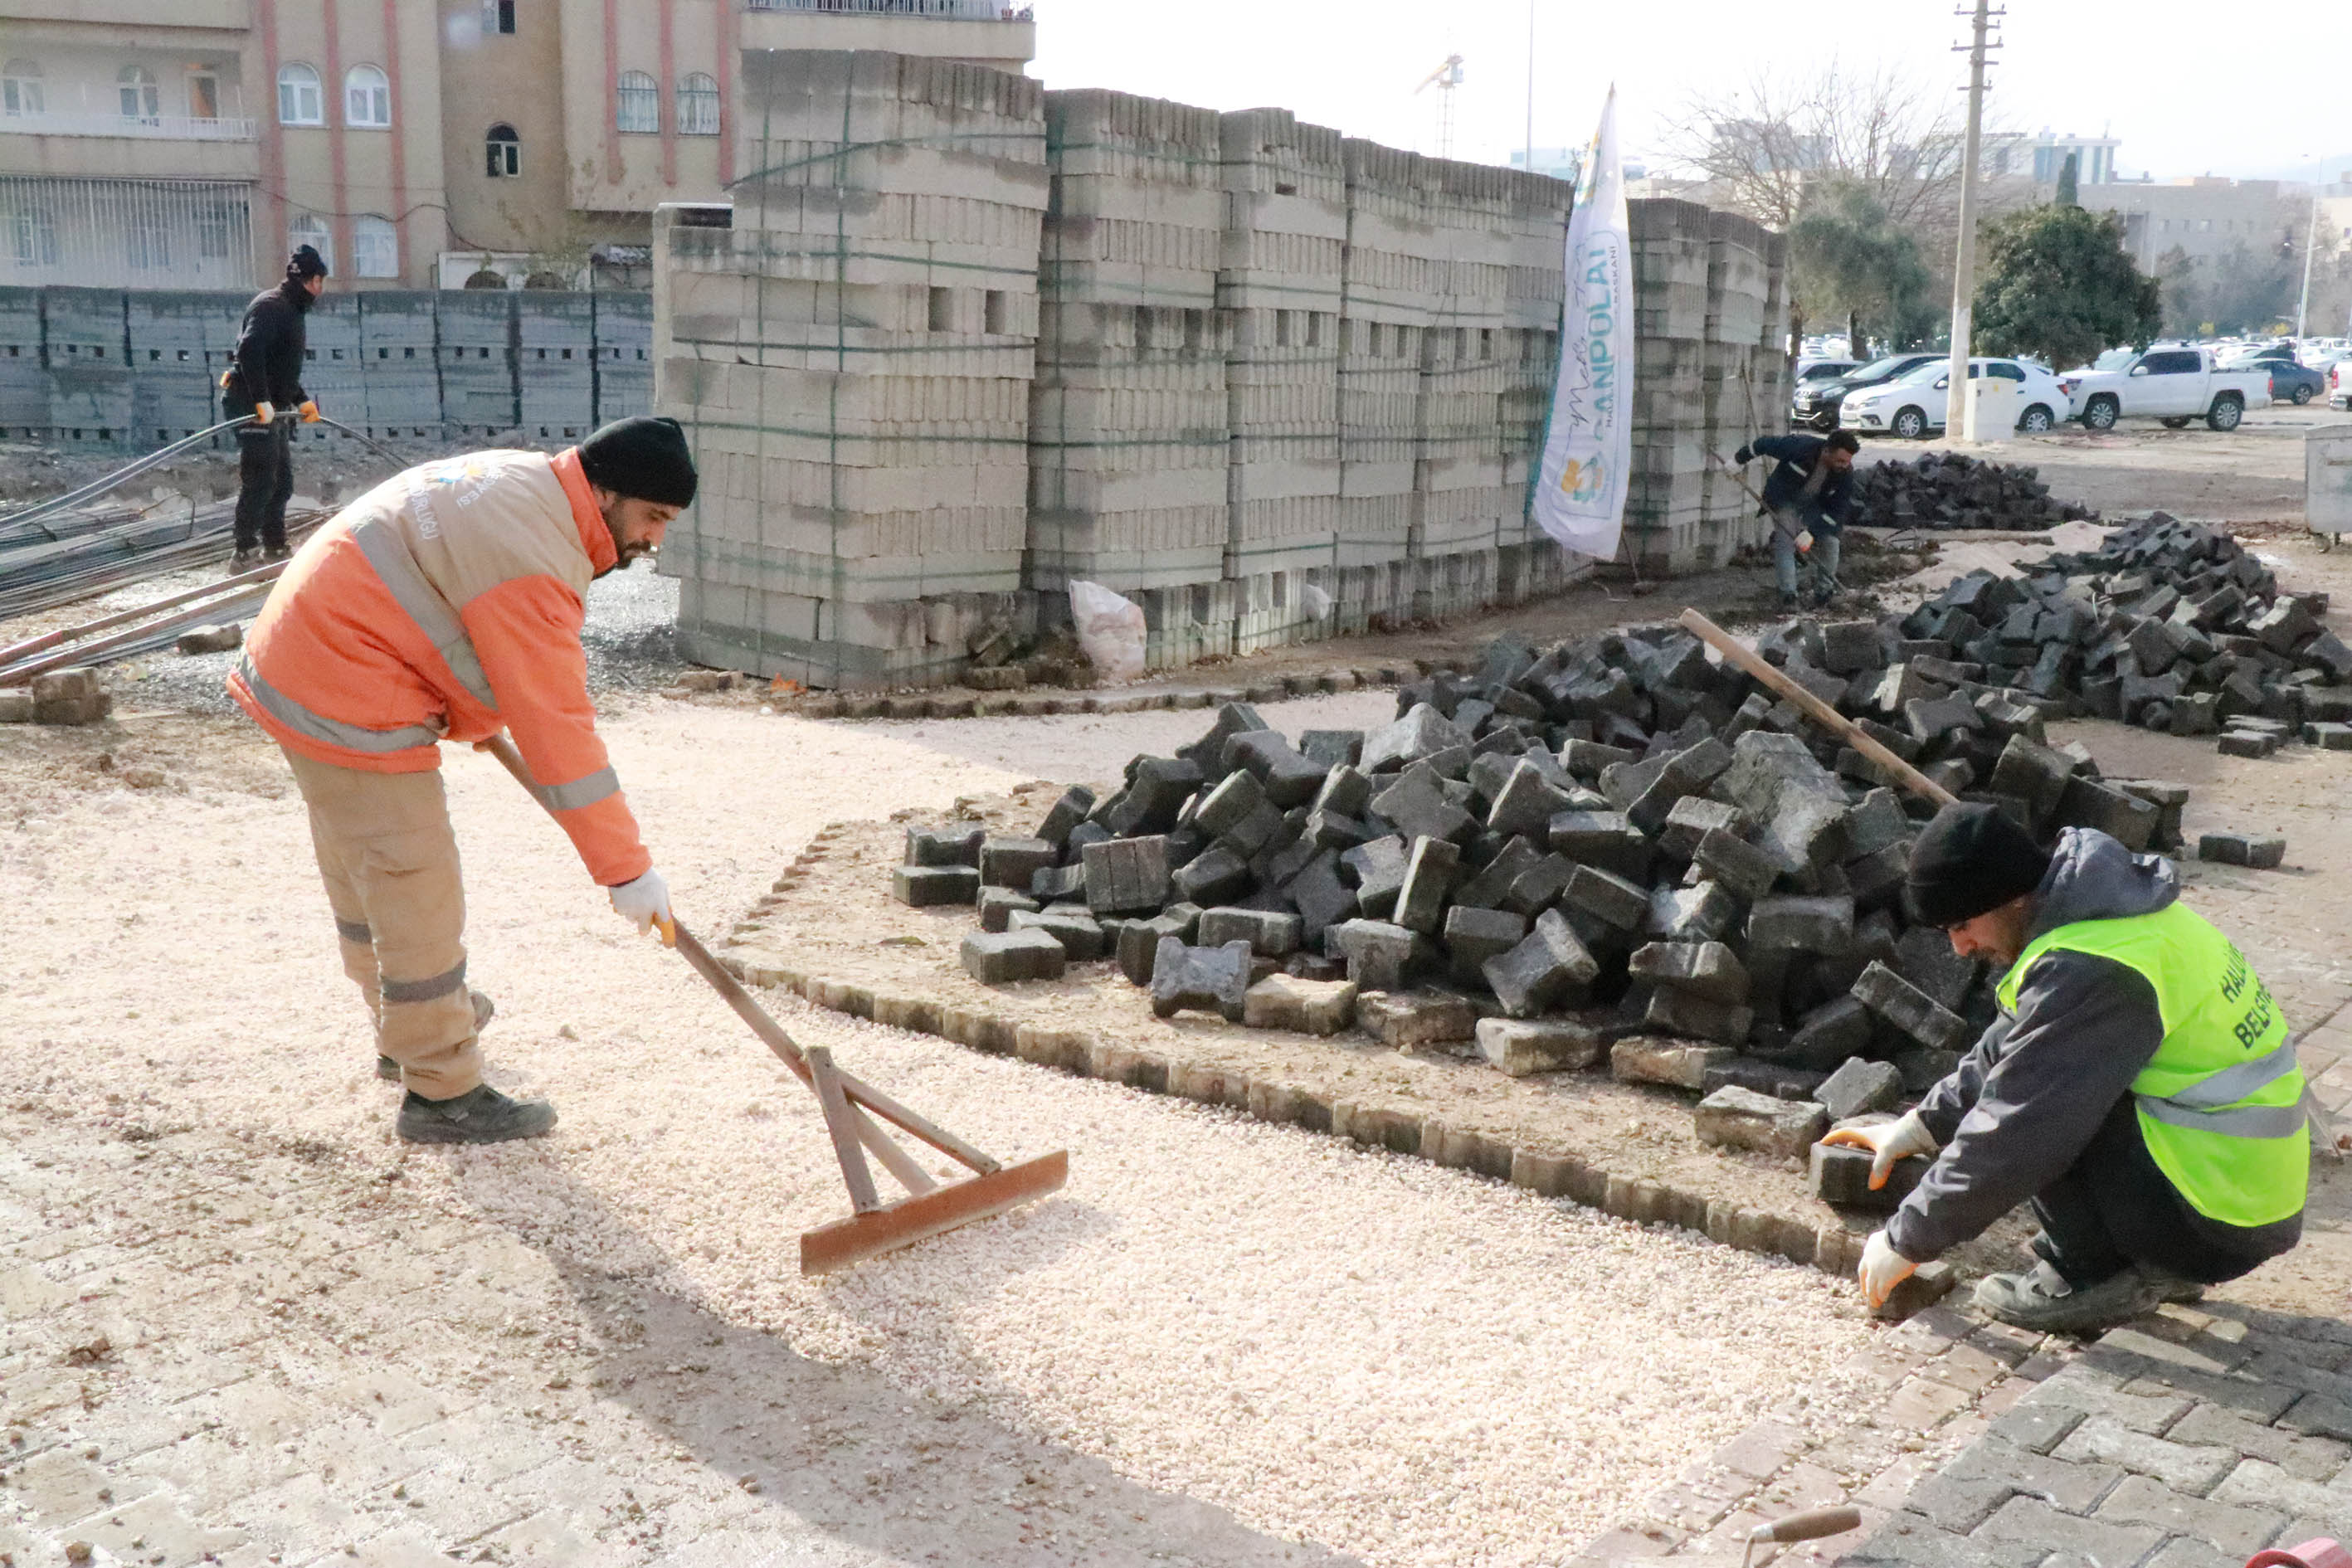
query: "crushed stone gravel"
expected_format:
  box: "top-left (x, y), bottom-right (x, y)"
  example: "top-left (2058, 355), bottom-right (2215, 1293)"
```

top-left (0, 699), bottom-right (1877, 1567)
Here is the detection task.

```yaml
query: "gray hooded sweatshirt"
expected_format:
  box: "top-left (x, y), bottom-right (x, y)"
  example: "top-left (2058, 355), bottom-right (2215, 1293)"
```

top-left (1886, 828), bottom-right (2228, 1261)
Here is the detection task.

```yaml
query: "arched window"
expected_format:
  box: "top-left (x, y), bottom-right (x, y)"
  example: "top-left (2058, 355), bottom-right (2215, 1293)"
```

top-left (485, 123), bottom-right (519, 178)
top-left (118, 65), bottom-right (159, 124)
top-left (2, 61), bottom-right (43, 119)
top-left (353, 215), bottom-right (398, 278)
top-left (344, 64), bottom-right (390, 128)
top-left (677, 71), bottom-right (718, 136)
top-left (287, 213), bottom-right (333, 275)
top-left (615, 70), bottom-right (659, 134)
top-left (277, 63), bottom-right (322, 126)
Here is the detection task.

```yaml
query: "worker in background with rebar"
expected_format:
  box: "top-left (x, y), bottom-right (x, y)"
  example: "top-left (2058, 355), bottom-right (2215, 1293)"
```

top-left (1828, 804), bottom-right (2310, 1335)
top-left (1733, 429), bottom-right (1858, 610)
top-left (226, 416), bottom-right (696, 1145)
top-left (220, 245), bottom-right (329, 574)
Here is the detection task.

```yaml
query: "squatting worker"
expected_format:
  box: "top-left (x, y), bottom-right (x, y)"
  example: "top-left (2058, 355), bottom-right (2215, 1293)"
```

top-left (227, 416), bottom-right (697, 1145)
top-left (221, 245), bottom-right (329, 574)
top-left (1824, 804), bottom-right (2309, 1334)
top-left (1732, 430), bottom-right (1858, 610)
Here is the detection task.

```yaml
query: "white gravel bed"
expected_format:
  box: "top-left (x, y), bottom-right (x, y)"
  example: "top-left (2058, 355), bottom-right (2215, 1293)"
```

top-left (0, 703), bottom-right (1875, 1566)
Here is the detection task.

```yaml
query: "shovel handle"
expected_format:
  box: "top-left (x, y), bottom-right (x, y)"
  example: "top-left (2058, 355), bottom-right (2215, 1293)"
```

top-left (1750, 1505), bottom-right (1862, 1543)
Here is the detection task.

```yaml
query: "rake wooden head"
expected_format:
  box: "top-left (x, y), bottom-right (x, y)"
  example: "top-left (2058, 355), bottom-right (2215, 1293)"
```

top-left (480, 734), bottom-right (1068, 1273)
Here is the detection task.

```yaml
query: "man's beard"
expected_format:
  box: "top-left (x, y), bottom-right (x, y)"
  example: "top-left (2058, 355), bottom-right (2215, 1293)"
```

top-left (594, 543), bottom-right (650, 581)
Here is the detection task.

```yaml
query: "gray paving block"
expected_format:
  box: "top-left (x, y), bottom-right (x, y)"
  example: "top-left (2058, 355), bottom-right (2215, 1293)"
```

top-left (893, 864), bottom-right (981, 906)
top-left (1197, 905), bottom-right (1303, 957)
top-left (1853, 960), bottom-right (1972, 1053)
top-left (962, 928), bottom-right (1069, 984)
top-left (1083, 835), bottom-right (1172, 913)
top-left (1149, 937), bottom-right (1253, 1020)
top-left (1483, 908), bottom-right (1599, 1017)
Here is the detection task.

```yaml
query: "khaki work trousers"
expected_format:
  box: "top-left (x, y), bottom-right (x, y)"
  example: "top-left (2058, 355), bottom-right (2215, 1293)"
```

top-left (283, 747), bottom-right (482, 1098)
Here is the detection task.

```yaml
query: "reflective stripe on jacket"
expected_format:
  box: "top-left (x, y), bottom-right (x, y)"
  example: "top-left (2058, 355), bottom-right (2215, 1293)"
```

top-left (227, 447), bottom-right (652, 887)
top-left (1995, 903), bottom-right (2309, 1230)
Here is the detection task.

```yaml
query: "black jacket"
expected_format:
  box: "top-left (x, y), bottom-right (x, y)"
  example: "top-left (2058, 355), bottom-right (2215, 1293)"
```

top-left (1734, 434), bottom-right (1856, 534)
top-left (225, 280), bottom-right (313, 412)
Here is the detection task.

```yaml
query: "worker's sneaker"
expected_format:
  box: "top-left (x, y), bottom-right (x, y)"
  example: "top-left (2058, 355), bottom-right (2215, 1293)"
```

top-left (377, 991), bottom-right (495, 1082)
top-left (396, 1083), bottom-right (555, 1145)
top-left (1778, 592), bottom-right (1799, 611)
top-left (1974, 1260), bottom-right (2185, 1335)
top-left (261, 544), bottom-right (292, 564)
top-left (228, 548), bottom-right (259, 576)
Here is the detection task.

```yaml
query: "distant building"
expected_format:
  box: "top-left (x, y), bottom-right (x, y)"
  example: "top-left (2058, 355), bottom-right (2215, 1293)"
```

top-left (0, 0), bottom-right (1036, 291)
top-left (1983, 129), bottom-right (2121, 186)
top-left (2081, 178), bottom-right (2295, 271)
top-left (1507, 145), bottom-right (1581, 185)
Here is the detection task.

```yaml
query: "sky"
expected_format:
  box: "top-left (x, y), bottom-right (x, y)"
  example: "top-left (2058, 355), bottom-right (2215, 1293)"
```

top-left (1027, 1), bottom-right (2352, 186)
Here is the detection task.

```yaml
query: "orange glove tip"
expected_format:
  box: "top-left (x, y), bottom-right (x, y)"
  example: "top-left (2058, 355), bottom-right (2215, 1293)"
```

top-left (656, 916), bottom-right (678, 948)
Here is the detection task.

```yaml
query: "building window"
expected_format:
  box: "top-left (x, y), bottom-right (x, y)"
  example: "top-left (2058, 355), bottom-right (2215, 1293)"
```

top-left (353, 215), bottom-right (398, 278)
top-left (616, 71), bottom-right (659, 134)
top-left (278, 63), bottom-right (323, 125)
top-left (344, 65), bottom-right (390, 128)
top-left (2, 61), bottom-right (43, 118)
top-left (128, 213), bottom-right (170, 270)
top-left (197, 203), bottom-right (231, 259)
top-left (678, 71), bottom-right (718, 135)
top-left (288, 213), bottom-right (333, 275)
top-left (119, 65), bottom-right (160, 124)
top-left (187, 70), bottom-right (221, 122)
top-left (481, 0), bottom-right (516, 34)
top-left (3, 203), bottom-right (56, 267)
top-left (485, 123), bottom-right (520, 178)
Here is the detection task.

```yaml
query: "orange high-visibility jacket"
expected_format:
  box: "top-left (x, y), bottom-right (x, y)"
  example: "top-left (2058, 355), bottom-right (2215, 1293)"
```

top-left (228, 448), bottom-right (651, 887)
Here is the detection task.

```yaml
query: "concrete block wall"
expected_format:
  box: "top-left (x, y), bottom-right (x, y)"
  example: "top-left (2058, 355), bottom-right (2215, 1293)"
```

top-left (124, 290), bottom-right (242, 447)
top-left (651, 51), bottom-right (1789, 688)
top-left (0, 289), bottom-right (44, 437)
top-left (660, 48), bottom-right (1049, 688)
top-left (1026, 90), bottom-right (1229, 600)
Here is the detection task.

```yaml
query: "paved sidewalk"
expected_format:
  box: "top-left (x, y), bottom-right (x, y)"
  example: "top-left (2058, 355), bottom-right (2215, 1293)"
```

top-left (0, 1105), bottom-right (1347, 1568)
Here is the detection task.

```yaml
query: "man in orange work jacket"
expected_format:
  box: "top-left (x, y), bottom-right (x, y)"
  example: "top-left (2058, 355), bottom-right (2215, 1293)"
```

top-left (229, 416), bottom-right (696, 1145)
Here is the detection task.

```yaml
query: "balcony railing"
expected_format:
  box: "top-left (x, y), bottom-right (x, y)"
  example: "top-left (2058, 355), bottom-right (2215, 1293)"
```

top-left (0, 112), bottom-right (256, 142)
top-left (746, 0), bottom-right (1031, 19)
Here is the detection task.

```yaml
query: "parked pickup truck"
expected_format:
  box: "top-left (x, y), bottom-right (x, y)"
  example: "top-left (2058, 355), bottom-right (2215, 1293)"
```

top-left (2059, 347), bottom-right (2272, 431)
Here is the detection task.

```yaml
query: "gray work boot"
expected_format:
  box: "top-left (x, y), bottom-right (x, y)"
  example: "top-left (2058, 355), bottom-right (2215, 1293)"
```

top-left (377, 990), bottom-right (495, 1083)
top-left (396, 1083), bottom-right (555, 1145)
top-left (1975, 1260), bottom-right (2203, 1336)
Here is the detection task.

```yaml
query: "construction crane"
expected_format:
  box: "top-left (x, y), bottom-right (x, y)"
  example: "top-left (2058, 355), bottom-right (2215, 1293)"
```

top-left (1415, 53), bottom-right (1465, 159)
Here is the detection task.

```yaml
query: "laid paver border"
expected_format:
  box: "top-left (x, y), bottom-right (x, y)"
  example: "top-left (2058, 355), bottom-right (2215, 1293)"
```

top-left (718, 818), bottom-right (1957, 1319)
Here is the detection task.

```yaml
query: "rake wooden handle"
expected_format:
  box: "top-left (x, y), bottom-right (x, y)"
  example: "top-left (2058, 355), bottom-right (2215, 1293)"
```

top-left (1678, 607), bottom-right (1958, 807)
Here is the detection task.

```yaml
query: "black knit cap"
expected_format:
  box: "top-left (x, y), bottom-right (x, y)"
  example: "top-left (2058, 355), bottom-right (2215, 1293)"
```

top-left (287, 245), bottom-right (329, 281)
top-left (577, 416), bottom-right (698, 507)
top-left (1905, 801), bottom-right (2052, 928)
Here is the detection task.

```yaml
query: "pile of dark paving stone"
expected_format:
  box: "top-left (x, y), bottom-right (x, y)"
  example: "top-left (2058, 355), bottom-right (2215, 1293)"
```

top-left (1852, 450), bottom-right (2096, 531)
top-left (893, 512), bottom-right (2332, 1175)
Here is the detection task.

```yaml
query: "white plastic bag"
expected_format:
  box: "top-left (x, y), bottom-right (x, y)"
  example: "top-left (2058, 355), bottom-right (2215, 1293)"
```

top-left (1299, 583), bottom-right (1335, 620)
top-left (1068, 579), bottom-right (1147, 683)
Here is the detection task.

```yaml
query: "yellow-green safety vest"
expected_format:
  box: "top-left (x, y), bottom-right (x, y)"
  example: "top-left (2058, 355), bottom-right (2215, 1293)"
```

top-left (1997, 903), bottom-right (2309, 1230)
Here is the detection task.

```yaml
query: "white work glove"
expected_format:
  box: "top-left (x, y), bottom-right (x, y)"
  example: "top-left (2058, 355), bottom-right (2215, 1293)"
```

top-left (1820, 1108), bottom-right (1940, 1191)
top-left (608, 869), bottom-right (675, 946)
top-left (1858, 1230), bottom-right (1918, 1309)
top-left (253, 400), bottom-right (275, 426)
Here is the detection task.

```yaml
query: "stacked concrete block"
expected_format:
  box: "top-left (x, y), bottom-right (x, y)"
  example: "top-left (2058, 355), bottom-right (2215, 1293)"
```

top-left (1026, 90), bottom-right (1230, 600)
top-left (1337, 139), bottom-right (1435, 606)
top-left (1621, 199), bottom-right (1712, 574)
top-left (440, 288), bottom-right (519, 436)
top-left (0, 288), bottom-right (44, 441)
top-left (124, 291), bottom-right (240, 446)
top-left (657, 49), bottom-right (1048, 688)
top-left (293, 292), bottom-right (363, 458)
top-left (517, 291), bottom-right (597, 442)
top-left (1219, 108), bottom-right (1346, 651)
top-left (357, 292), bottom-right (441, 439)
top-left (1493, 169), bottom-right (1572, 603)
top-left (41, 286), bottom-right (131, 449)
top-left (1693, 211), bottom-right (1780, 566)
top-left (593, 290), bottom-right (654, 425)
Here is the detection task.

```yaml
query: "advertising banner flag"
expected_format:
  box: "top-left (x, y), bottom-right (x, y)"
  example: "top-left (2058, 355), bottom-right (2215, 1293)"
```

top-left (1533, 88), bottom-right (1634, 559)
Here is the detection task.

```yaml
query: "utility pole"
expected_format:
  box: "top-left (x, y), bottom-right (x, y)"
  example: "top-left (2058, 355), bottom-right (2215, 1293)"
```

top-left (1948, 0), bottom-right (1999, 440)
top-left (2296, 166), bottom-right (2320, 342)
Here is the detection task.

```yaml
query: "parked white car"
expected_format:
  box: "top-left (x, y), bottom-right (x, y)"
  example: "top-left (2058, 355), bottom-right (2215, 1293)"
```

top-left (2060, 346), bottom-right (2272, 431)
top-left (1837, 357), bottom-right (2071, 439)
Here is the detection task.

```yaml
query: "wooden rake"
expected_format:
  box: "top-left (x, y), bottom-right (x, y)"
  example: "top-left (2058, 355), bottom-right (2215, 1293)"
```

top-left (481, 735), bottom-right (1068, 1274)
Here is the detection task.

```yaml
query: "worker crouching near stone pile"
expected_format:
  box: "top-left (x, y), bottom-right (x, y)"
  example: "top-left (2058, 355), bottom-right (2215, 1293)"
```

top-left (227, 416), bottom-right (697, 1145)
top-left (1824, 803), bottom-right (2309, 1335)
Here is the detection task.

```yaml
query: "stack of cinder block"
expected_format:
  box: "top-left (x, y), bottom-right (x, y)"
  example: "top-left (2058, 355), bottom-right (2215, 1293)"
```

top-left (1621, 200), bottom-right (1713, 573)
top-left (1493, 169), bottom-right (1572, 606)
top-left (295, 292), bottom-right (363, 459)
top-left (358, 292), bottom-right (441, 440)
top-left (41, 286), bottom-right (132, 450)
top-left (1026, 90), bottom-right (1230, 611)
top-left (440, 289), bottom-right (519, 436)
top-left (658, 48), bottom-right (1049, 688)
top-left (0, 288), bottom-right (44, 442)
top-left (124, 290), bottom-right (240, 447)
top-left (1219, 108), bottom-right (1346, 653)
top-left (1408, 157), bottom-right (1518, 621)
top-left (593, 290), bottom-right (654, 425)
top-left (1335, 139), bottom-right (1434, 631)
top-left (517, 292), bottom-right (596, 443)
top-left (1695, 211), bottom-right (1782, 563)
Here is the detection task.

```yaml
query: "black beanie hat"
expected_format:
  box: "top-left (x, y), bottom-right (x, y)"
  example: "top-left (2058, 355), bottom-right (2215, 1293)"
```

top-left (287, 245), bottom-right (329, 282)
top-left (577, 416), bottom-right (698, 507)
top-left (1905, 801), bottom-right (2052, 928)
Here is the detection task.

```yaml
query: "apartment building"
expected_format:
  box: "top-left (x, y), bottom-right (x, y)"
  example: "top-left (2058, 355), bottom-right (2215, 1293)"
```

top-left (0, 0), bottom-right (1035, 291)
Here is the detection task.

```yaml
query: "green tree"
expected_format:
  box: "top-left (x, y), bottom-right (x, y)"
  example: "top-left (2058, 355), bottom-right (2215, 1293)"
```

top-left (1788, 183), bottom-right (1941, 353)
top-left (1973, 203), bottom-right (2161, 372)
top-left (2054, 152), bottom-right (2079, 207)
